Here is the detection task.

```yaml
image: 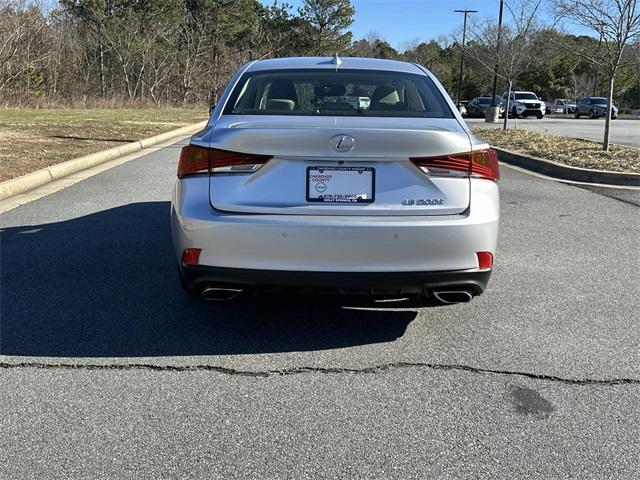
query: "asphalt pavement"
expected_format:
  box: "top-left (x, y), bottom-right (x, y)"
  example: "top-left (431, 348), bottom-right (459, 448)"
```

top-left (1, 140), bottom-right (639, 478)
top-left (465, 116), bottom-right (640, 147)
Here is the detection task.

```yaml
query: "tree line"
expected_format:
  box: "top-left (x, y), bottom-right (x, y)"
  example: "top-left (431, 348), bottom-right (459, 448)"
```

top-left (1, 0), bottom-right (638, 110)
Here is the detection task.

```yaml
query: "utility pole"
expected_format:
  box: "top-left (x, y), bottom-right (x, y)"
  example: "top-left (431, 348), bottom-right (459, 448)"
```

top-left (454, 9), bottom-right (477, 109)
top-left (487, 0), bottom-right (504, 123)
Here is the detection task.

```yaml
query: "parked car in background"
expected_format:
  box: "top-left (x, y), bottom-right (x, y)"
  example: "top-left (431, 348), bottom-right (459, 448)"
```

top-left (544, 101), bottom-right (553, 115)
top-left (630, 106), bottom-right (640, 116)
top-left (575, 97), bottom-right (618, 119)
top-left (172, 56), bottom-right (500, 304)
top-left (502, 91), bottom-right (545, 118)
top-left (551, 99), bottom-right (575, 114)
top-left (466, 96), bottom-right (504, 118)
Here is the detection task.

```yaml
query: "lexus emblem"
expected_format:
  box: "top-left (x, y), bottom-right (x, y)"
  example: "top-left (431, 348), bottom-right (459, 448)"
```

top-left (329, 134), bottom-right (355, 152)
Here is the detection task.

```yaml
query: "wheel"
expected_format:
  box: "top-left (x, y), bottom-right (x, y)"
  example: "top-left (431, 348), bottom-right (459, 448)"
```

top-left (536, 113), bottom-right (543, 119)
top-left (574, 111), bottom-right (580, 118)
top-left (589, 109), bottom-right (596, 119)
top-left (511, 107), bottom-right (519, 119)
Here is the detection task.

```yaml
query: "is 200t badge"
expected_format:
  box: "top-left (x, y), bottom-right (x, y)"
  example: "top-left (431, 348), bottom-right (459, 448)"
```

top-left (402, 198), bottom-right (445, 206)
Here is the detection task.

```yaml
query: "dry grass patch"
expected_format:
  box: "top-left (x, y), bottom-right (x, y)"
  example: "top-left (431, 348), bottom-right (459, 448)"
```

top-left (0, 108), bottom-right (208, 182)
top-left (473, 127), bottom-right (640, 173)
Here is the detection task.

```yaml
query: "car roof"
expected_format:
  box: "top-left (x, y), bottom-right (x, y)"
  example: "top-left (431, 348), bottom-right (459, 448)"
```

top-left (245, 56), bottom-right (425, 75)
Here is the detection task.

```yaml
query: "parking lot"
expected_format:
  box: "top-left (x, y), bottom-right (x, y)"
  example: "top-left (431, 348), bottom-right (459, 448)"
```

top-left (1, 139), bottom-right (638, 478)
top-left (465, 116), bottom-right (640, 147)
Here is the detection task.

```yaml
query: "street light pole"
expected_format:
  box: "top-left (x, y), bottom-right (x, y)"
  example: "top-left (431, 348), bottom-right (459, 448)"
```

top-left (454, 9), bottom-right (477, 109)
top-left (487, 0), bottom-right (504, 123)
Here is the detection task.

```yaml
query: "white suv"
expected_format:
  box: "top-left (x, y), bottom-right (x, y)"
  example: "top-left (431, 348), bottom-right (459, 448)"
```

top-left (502, 91), bottom-right (545, 119)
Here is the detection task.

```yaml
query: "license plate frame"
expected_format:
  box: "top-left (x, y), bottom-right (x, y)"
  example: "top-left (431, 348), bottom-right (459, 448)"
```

top-left (306, 166), bottom-right (375, 204)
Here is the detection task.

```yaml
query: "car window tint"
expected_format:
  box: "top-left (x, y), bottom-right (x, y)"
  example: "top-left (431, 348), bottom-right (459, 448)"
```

top-left (226, 69), bottom-right (453, 118)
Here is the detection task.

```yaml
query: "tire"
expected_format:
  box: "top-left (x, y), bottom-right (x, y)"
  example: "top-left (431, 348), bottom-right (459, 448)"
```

top-left (536, 113), bottom-right (543, 119)
top-left (511, 107), bottom-right (519, 119)
top-left (574, 111), bottom-right (580, 119)
top-left (589, 109), bottom-right (597, 119)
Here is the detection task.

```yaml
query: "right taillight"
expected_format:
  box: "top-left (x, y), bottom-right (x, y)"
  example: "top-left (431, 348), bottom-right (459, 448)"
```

top-left (410, 149), bottom-right (500, 181)
top-left (177, 145), bottom-right (272, 178)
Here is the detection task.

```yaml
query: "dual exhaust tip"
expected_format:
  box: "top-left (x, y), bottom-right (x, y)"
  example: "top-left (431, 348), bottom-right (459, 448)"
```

top-left (200, 286), bottom-right (474, 304)
top-left (200, 286), bottom-right (244, 301)
top-left (432, 290), bottom-right (473, 304)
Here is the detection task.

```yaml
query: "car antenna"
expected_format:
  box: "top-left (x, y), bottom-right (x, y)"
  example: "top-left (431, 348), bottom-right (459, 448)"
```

top-left (331, 53), bottom-right (342, 70)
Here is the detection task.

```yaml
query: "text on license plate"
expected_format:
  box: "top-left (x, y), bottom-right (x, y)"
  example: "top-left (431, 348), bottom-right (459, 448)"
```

top-left (306, 166), bottom-right (375, 203)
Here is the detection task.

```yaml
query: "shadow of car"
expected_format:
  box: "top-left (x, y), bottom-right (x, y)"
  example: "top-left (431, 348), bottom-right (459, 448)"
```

top-left (0, 202), bottom-right (419, 358)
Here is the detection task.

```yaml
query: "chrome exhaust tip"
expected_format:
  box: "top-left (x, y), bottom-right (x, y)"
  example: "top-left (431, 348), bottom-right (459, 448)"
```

top-left (432, 290), bottom-right (473, 304)
top-left (200, 286), bottom-right (244, 301)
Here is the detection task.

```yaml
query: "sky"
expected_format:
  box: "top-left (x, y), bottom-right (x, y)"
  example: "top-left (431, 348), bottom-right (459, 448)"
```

top-left (259, 0), bottom-right (583, 51)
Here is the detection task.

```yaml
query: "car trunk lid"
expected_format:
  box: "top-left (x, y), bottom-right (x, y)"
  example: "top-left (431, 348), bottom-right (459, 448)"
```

top-left (208, 116), bottom-right (472, 216)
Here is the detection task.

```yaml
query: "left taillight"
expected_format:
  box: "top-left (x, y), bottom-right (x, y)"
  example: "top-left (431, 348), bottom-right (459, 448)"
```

top-left (177, 145), bottom-right (272, 178)
top-left (410, 149), bottom-right (500, 181)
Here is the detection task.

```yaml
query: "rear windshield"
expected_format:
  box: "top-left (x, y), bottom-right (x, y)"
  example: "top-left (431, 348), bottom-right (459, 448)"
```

top-left (224, 69), bottom-right (453, 118)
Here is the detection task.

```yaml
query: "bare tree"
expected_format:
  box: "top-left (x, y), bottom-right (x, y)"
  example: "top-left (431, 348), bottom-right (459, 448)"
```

top-left (467, 0), bottom-right (543, 129)
top-left (0, 1), bottom-right (49, 98)
top-left (552, 0), bottom-right (640, 151)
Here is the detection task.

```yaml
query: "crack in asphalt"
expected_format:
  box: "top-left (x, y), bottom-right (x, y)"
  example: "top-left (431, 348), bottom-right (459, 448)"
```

top-left (0, 361), bottom-right (638, 385)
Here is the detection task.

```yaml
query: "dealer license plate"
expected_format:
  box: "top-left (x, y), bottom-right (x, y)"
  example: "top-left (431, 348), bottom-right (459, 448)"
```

top-left (306, 166), bottom-right (375, 203)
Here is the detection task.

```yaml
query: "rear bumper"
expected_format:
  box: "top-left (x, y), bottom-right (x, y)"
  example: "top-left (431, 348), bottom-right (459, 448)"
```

top-left (180, 264), bottom-right (492, 296)
top-left (171, 177), bottom-right (499, 273)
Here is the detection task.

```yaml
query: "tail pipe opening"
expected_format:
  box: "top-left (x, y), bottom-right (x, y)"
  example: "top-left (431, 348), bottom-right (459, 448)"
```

top-left (200, 286), bottom-right (244, 301)
top-left (432, 290), bottom-right (473, 304)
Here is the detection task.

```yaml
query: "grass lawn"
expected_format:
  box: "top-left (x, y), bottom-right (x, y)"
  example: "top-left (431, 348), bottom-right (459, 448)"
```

top-left (473, 127), bottom-right (640, 173)
top-left (0, 108), bottom-right (208, 182)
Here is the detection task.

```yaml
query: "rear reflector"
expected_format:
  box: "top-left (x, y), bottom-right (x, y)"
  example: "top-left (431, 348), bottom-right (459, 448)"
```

top-left (182, 248), bottom-right (202, 266)
top-left (476, 251), bottom-right (493, 270)
top-left (410, 149), bottom-right (500, 181)
top-left (177, 145), bottom-right (272, 178)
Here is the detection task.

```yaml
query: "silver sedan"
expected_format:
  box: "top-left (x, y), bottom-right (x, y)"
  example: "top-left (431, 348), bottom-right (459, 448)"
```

top-left (171, 57), bottom-right (500, 304)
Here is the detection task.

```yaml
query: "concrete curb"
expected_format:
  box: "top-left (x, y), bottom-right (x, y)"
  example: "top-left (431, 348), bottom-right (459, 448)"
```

top-left (0, 120), bottom-right (208, 201)
top-left (494, 147), bottom-right (640, 187)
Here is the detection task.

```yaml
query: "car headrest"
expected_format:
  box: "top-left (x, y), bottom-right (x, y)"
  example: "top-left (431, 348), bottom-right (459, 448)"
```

top-left (268, 79), bottom-right (298, 106)
top-left (266, 99), bottom-right (295, 111)
top-left (371, 85), bottom-right (400, 104)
